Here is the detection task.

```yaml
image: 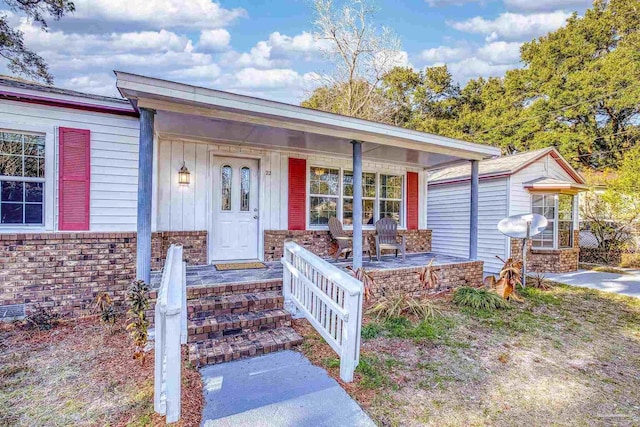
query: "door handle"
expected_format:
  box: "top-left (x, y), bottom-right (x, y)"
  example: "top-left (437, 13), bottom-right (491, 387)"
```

top-left (253, 215), bottom-right (259, 219)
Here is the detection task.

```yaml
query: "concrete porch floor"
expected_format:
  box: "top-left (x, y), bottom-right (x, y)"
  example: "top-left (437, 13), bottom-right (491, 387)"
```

top-left (151, 252), bottom-right (474, 288)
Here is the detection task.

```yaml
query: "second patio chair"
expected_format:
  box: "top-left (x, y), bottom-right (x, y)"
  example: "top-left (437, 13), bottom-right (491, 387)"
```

top-left (375, 217), bottom-right (406, 261)
top-left (328, 217), bottom-right (372, 261)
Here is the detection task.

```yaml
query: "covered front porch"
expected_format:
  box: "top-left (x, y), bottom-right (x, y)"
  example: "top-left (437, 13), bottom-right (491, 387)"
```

top-left (115, 71), bottom-right (500, 283)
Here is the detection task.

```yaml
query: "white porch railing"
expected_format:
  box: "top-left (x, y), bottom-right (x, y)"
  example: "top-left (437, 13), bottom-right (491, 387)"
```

top-left (154, 244), bottom-right (187, 424)
top-left (282, 241), bottom-right (364, 382)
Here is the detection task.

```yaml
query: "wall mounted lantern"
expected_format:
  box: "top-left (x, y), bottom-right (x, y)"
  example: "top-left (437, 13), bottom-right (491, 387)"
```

top-left (178, 162), bottom-right (190, 185)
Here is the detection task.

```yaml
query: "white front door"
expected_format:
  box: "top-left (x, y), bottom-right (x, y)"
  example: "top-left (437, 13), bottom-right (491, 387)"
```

top-left (211, 156), bottom-right (260, 261)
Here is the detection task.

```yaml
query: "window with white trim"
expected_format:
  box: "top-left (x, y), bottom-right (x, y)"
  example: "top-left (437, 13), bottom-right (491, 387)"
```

top-left (0, 131), bottom-right (45, 225)
top-left (308, 166), bottom-right (404, 227)
top-left (531, 193), bottom-right (574, 249)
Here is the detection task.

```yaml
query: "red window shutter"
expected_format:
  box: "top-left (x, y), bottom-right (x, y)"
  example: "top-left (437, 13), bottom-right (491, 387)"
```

top-left (59, 127), bottom-right (90, 231)
top-left (288, 158), bottom-right (306, 230)
top-left (407, 172), bottom-right (419, 230)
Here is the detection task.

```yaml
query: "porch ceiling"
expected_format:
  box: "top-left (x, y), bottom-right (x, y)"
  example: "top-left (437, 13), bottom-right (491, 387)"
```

top-left (115, 71), bottom-right (501, 169)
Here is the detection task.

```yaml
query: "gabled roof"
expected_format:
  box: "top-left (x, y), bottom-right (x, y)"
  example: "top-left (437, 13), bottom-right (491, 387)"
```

top-left (428, 147), bottom-right (585, 185)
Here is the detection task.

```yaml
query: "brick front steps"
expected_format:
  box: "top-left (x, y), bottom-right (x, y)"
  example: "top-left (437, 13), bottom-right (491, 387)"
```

top-left (182, 280), bottom-right (302, 367)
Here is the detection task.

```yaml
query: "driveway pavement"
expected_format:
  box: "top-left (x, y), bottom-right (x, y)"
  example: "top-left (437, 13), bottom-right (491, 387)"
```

top-left (544, 269), bottom-right (640, 298)
top-left (200, 350), bottom-right (375, 427)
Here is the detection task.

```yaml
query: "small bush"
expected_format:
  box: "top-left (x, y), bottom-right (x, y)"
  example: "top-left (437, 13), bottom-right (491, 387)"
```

top-left (453, 287), bottom-right (511, 310)
top-left (620, 253), bottom-right (640, 268)
top-left (25, 306), bottom-right (61, 330)
top-left (367, 292), bottom-right (441, 321)
top-left (126, 280), bottom-right (150, 364)
top-left (361, 322), bottom-right (383, 339)
top-left (95, 292), bottom-right (118, 331)
top-left (356, 355), bottom-right (386, 389)
top-left (526, 273), bottom-right (550, 290)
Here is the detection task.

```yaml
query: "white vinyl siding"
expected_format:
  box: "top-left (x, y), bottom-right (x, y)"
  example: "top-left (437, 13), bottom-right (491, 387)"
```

top-left (427, 177), bottom-right (509, 273)
top-left (0, 100), bottom-right (139, 232)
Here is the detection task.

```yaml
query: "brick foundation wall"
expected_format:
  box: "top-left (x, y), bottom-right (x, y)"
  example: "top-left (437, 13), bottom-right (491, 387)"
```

top-left (264, 229), bottom-right (432, 261)
top-left (0, 230), bottom-right (207, 319)
top-left (367, 260), bottom-right (484, 299)
top-left (510, 230), bottom-right (580, 273)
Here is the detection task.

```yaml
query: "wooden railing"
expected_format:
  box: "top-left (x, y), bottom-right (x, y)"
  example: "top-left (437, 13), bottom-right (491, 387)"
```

top-left (282, 241), bottom-right (364, 382)
top-left (154, 244), bottom-right (187, 423)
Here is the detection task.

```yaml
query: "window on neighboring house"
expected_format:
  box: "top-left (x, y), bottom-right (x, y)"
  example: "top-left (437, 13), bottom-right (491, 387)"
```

top-left (531, 193), bottom-right (574, 249)
top-left (0, 132), bottom-right (45, 225)
top-left (309, 166), bottom-right (404, 227)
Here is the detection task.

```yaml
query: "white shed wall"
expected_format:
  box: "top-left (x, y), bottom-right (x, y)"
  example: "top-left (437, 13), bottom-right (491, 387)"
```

top-left (427, 177), bottom-right (509, 273)
top-left (0, 100), bottom-right (140, 232)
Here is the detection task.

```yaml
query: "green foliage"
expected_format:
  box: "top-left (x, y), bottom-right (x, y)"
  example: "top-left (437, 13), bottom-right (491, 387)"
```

top-left (94, 292), bottom-right (118, 331)
top-left (322, 357), bottom-right (340, 369)
top-left (361, 322), bottom-right (383, 339)
top-left (375, 315), bottom-right (453, 342)
top-left (453, 287), bottom-right (511, 311)
top-left (24, 306), bottom-right (61, 330)
top-left (1, 0), bottom-right (75, 83)
top-left (355, 354), bottom-right (386, 389)
top-left (126, 280), bottom-right (150, 363)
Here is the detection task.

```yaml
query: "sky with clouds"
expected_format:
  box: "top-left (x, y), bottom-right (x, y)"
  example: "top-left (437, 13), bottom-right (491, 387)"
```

top-left (0, 0), bottom-right (593, 104)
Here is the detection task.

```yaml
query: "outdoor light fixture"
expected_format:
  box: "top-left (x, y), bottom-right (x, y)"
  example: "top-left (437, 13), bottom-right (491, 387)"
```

top-left (314, 167), bottom-right (326, 176)
top-left (178, 162), bottom-right (190, 185)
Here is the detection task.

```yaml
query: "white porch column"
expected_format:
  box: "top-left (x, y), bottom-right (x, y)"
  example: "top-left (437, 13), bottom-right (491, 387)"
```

top-left (469, 159), bottom-right (479, 260)
top-left (352, 140), bottom-right (363, 270)
top-left (137, 108), bottom-right (155, 283)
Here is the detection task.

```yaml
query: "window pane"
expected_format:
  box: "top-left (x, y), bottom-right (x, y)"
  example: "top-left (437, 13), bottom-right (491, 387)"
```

top-left (240, 167), bottom-right (250, 212)
top-left (558, 194), bottom-right (574, 221)
top-left (2, 181), bottom-right (23, 202)
top-left (24, 157), bottom-right (39, 177)
top-left (343, 171), bottom-right (376, 198)
top-left (310, 196), bottom-right (337, 225)
top-left (25, 204), bottom-right (43, 224)
top-left (343, 198), bottom-right (375, 226)
top-left (0, 155), bottom-right (22, 176)
top-left (1, 203), bottom-right (23, 224)
top-left (310, 167), bottom-right (339, 196)
top-left (0, 134), bottom-right (22, 155)
top-left (379, 200), bottom-right (401, 223)
top-left (221, 165), bottom-right (232, 211)
top-left (25, 182), bottom-right (43, 202)
top-left (532, 223), bottom-right (555, 248)
top-left (24, 141), bottom-right (45, 157)
top-left (380, 175), bottom-right (402, 199)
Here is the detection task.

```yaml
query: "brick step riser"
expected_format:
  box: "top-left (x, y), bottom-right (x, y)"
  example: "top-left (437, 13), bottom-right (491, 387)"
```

top-left (188, 299), bottom-right (284, 320)
top-left (186, 280), bottom-right (283, 299)
top-left (188, 318), bottom-right (291, 343)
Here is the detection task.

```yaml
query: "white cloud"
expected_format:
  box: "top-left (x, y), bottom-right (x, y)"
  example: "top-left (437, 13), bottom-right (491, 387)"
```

top-left (449, 11), bottom-right (571, 41)
top-left (421, 46), bottom-right (469, 63)
top-left (232, 68), bottom-right (318, 89)
top-left (198, 29), bottom-right (231, 50)
top-left (476, 41), bottom-right (522, 64)
top-left (72, 0), bottom-right (247, 29)
top-left (503, 0), bottom-right (592, 13)
top-left (447, 57), bottom-right (515, 82)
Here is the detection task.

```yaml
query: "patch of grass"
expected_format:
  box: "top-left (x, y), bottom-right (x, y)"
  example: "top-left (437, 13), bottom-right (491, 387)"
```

top-left (361, 322), bottom-right (383, 339)
top-left (356, 354), bottom-right (387, 389)
top-left (519, 286), bottom-right (561, 305)
top-left (453, 287), bottom-right (511, 310)
top-left (384, 357), bottom-right (404, 369)
top-left (322, 357), bottom-right (341, 369)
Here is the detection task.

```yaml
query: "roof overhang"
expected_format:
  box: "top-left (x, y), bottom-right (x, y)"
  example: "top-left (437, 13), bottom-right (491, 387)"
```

top-left (115, 71), bottom-right (500, 168)
top-left (524, 179), bottom-right (588, 195)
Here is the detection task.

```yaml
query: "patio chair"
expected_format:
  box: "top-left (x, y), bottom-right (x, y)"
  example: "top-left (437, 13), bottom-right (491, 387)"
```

top-left (328, 217), bottom-right (372, 261)
top-left (375, 218), bottom-right (406, 261)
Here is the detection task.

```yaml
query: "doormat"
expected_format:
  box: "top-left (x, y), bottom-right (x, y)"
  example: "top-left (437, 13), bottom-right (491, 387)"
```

top-left (214, 262), bottom-right (267, 271)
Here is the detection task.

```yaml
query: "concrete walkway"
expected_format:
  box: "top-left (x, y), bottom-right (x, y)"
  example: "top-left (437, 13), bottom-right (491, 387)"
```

top-left (200, 350), bottom-right (375, 427)
top-left (545, 269), bottom-right (640, 298)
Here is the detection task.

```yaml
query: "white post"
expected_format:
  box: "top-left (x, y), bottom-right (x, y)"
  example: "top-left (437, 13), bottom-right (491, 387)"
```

top-left (153, 301), bottom-right (166, 415)
top-left (340, 294), bottom-right (359, 382)
top-left (352, 140), bottom-right (363, 270)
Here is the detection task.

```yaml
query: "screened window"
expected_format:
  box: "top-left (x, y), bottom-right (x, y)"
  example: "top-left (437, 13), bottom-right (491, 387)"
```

top-left (308, 166), bottom-right (404, 228)
top-left (0, 132), bottom-right (45, 225)
top-left (240, 167), bottom-right (250, 211)
top-left (531, 194), bottom-right (574, 249)
top-left (221, 165), bottom-right (232, 211)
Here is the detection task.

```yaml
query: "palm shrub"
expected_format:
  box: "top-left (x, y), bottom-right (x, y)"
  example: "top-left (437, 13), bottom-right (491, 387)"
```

top-left (453, 286), bottom-right (511, 310)
top-left (95, 292), bottom-right (117, 331)
top-left (367, 291), bottom-right (440, 321)
top-left (126, 280), bottom-right (150, 364)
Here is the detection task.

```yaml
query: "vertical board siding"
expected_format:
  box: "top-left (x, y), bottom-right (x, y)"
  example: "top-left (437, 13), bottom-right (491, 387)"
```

top-left (406, 171), bottom-right (419, 230)
top-left (58, 127), bottom-right (91, 230)
top-left (0, 100), bottom-right (139, 232)
top-left (288, 158), bottom-right (307, 230)
top-left (428, 178), bottom-right (509, 273)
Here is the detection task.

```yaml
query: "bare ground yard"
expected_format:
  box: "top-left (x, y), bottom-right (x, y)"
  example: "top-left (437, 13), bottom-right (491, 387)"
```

top-left (0, 318), bottom-right (203, 427)
top-left (293, 284), bottom-right (640, 426)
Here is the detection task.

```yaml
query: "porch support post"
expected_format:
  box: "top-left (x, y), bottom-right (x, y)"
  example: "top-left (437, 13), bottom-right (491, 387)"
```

top-left (136, 107), bottom-right (155, 284)
top-left (469, 159), bottom-right (479, 260)
top-left (352, 140), bottom-right (363, 270)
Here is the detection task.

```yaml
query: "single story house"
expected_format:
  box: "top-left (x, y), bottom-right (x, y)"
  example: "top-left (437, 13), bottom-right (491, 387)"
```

top-left (427, 148), bottom-right (587, 273)
top-left (0, 73), bottom-right (500, 318)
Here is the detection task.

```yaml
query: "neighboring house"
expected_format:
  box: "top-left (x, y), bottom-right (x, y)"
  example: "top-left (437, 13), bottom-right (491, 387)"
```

top-left (0, 73), bottom-right (500, 319)
top-left (428, 148), bottom-right (587, 273)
